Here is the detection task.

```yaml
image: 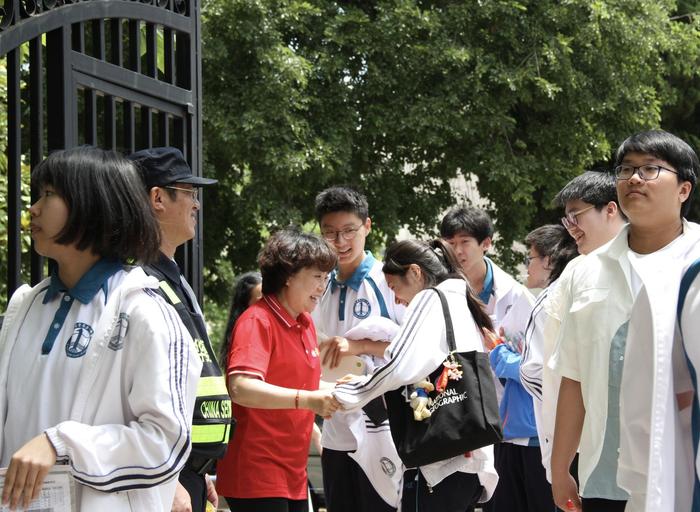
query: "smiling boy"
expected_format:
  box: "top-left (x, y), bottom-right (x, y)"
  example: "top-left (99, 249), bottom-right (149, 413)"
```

top-left (312, 187), bottom-right (404, 512)
top-left (551, 130), bottom-right (700, 512)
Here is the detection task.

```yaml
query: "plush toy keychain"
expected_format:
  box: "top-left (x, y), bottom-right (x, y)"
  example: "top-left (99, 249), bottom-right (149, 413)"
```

top-left (409, 380), bottom-right (435, 421)
top-left (435, 356), bottom-right (463, 393)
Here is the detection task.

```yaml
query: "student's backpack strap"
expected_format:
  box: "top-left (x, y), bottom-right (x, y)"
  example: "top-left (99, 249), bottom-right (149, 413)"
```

top-left (677, 257), bottom-right (700, 512)
top-left (678, 258), bottom-right (700, 329)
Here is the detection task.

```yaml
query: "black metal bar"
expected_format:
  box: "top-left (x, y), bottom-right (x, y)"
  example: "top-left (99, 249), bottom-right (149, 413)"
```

top-left (104, 95), bottom-right (117, 150)
top-left (159, 111), bottom-right (169, 146)
top-left (7, 49), bottom-right (22, 297)
top-left (128, 19), bottom-right (140, 72)
top-left (72, 52), bottom-right (193, 111)
top-left (123, 100), bottom-right (135, 154)
top-left (109, 18), bottom-right (122, 66)
top-left (164, 27), bottom-right (174, 84)
top-left (141, 106), bottom-right (153, 149)
top-left (29, 37), bottom-right (44, 167)
top-left (46, 27), bottom-right (74, 151)
top-left (175, 31), bottom-right (190, 89)
top-left (84, 89), bottom-right (98, 145)
top-left (29, 37), bottom-right (45, 284)
top-left (71, 22), bottom-right (84, 52)
top-left (145, 22), bottom-right (156, 78)
top-left (92, 19), bottom-right (105, 59)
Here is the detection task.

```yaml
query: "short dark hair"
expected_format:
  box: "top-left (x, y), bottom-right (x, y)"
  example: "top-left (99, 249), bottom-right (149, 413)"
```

top-left (554, 171), bottom-right (618, 208)
top-left (614, 129), bottom-right (699, 217)
top-left (32, 146), bottom-right (161, 262)
top-left (314, 186), bottom-right (369, 223)
top-left (439, 206), bottom-right (494, 243)
top-left (524, 224), bottom-right (578, 284)
top-left (383, 238), bottom-right (492, 331)
top-left (220, 271), bottom-right (262, 366)
top-left (258, 227), bottom-right (337, 295)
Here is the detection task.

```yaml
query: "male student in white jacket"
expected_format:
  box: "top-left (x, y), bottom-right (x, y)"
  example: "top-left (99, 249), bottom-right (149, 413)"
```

top-left (520, 170), bottom-right (626, 480)
top-left (551, 130), bottom-right (699, 512)
top-left (440, 206), bottom-right (534, 511)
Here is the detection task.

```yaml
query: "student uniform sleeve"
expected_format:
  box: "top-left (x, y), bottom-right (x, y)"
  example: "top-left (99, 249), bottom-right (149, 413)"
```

top-left (227, 312), bottom-right (273, 380)
top-left (334, 290), bottom-right (448, 409)
top-left (489, 344), bottom-right (522, 381)
top-left (549, 278), bottom-right (581, 381)
top-left (44, 289), bottom-right (201, 492)
top-left (519, 297), bottom-right (549, 401)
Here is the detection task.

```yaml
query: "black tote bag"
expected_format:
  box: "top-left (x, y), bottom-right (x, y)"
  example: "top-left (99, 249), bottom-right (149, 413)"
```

top-left (384, 287), bottom-right (503, 468)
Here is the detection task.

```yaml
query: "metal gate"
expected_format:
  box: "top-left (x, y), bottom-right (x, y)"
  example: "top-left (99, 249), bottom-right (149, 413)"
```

top-left (0, 0), bottom-right (204, 303)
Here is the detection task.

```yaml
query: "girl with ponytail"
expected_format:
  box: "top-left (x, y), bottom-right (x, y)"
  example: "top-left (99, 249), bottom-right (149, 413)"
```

top-left (333, 239), bottom-right (498, 511)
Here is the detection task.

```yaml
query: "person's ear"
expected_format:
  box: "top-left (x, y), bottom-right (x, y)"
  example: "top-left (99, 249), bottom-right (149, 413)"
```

top-left (364, 216), bottom-right (372, 234)
top-left (409, 263), bottom-right (422, 282)
top-left (150, 187), bottom-right (166, 212)
top-left (481, 237), bottom-right (492, 253)
top-left (605, 201), bottom-right (618, 218)
top-left (679, 181), bottom-right (692, 204)
top-left (543, 255), bottom-right (552, 270)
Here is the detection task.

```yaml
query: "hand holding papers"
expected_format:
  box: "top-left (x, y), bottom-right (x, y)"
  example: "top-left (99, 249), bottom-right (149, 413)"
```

top-left (0, 466), bottom-right (75, 512)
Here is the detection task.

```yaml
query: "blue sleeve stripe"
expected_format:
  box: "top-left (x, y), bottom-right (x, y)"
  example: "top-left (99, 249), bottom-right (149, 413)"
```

top-left (69, 289), bottom-right (191, 488)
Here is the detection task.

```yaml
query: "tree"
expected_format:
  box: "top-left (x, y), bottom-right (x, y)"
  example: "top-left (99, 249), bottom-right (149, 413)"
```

top-left (201, 0), bottom-right (700, 302)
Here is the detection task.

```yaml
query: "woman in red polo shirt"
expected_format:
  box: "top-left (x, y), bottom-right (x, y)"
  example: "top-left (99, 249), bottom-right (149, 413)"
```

top-left (217, 227), bottom-right (341, 512)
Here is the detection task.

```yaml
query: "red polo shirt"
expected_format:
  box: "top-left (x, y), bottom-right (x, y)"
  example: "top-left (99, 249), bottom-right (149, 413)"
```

top-left (216, 295), bottom-right (321, 500)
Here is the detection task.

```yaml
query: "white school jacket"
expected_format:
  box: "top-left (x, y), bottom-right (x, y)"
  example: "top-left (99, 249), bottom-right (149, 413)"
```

top-left (522, 255), bottom-right (585, 481)
top-left (618, 224), bottom-right (700, 512)
top-left (333, 279), bottom-right (498, 501)
top-left (0, 266), bottom-right (201, 511)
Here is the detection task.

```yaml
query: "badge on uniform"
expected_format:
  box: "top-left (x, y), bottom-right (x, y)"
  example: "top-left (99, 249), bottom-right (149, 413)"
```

top-left (108, 313), bottom-right (130, 351)
top-left (66, 322), bottom-right (94, 358)
top-left (353, 298), bottom-right (371, 319)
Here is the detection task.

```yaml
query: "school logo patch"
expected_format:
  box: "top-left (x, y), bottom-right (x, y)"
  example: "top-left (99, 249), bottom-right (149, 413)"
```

top-left (108, 313), bottom-right (130, 351)
top-left (379, 457), bottom-right (396, 477)
top-left (65, 322), bottom-right (94, 358)
top-left (353, 298), bottom-right (371, 319)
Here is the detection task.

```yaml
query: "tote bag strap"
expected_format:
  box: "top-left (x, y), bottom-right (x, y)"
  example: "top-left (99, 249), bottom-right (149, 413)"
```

top-left (430, 287), bottom-right (456, 352)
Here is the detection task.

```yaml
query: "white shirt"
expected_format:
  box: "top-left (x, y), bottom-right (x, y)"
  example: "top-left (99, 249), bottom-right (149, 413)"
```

top-left (312, 252), bottom-right (404, 450)
top-left (554, 223), bottom-right (697, 500)
top-left (618, 223), bottom-right (700, 511)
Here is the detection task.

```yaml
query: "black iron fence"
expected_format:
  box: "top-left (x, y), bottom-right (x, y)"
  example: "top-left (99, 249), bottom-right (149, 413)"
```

top-left (0, 0), bottom-right (204, 303)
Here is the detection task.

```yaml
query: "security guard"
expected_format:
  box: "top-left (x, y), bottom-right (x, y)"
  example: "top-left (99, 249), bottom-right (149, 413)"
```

top-left (129, 147), bottom-right (232, 512)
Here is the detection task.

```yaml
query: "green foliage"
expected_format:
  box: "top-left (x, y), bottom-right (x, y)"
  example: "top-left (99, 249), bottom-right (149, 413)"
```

top-left (201, 0), bottom-right (700, 286)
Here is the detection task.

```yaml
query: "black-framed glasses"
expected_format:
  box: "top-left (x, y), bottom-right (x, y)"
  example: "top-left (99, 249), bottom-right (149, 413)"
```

top-left (561, 204), bottom-right (595, 230)
top-left (165, 185), bottom-right (199, 201)
top-left (614, 164), bottom-right (678, 181)
top-left (321, 225), bottom-right (363, 242)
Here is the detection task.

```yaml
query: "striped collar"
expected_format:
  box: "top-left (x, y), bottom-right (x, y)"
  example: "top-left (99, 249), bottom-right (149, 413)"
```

top-left (262, 294), bottom-right (311, 328)
top-left (330, 251), bottom-right (375, 293)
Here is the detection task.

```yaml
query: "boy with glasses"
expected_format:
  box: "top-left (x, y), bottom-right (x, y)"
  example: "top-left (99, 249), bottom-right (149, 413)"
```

top-left (312, 186), bottom-right (404, 512)
top-left (520, 171), bottom-right (625, 484)
top-left (551, 130), bottom-right (700, 512)
top-left (128, 147), bottom-right (231, 512)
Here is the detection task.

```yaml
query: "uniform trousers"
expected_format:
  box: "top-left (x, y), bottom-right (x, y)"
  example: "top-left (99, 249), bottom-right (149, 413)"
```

top-left (321, 448), bottom-right (396, 512)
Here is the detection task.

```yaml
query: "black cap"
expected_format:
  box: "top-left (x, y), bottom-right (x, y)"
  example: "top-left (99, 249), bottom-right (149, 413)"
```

top-left (127, 147), bottom-right (217, 189)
